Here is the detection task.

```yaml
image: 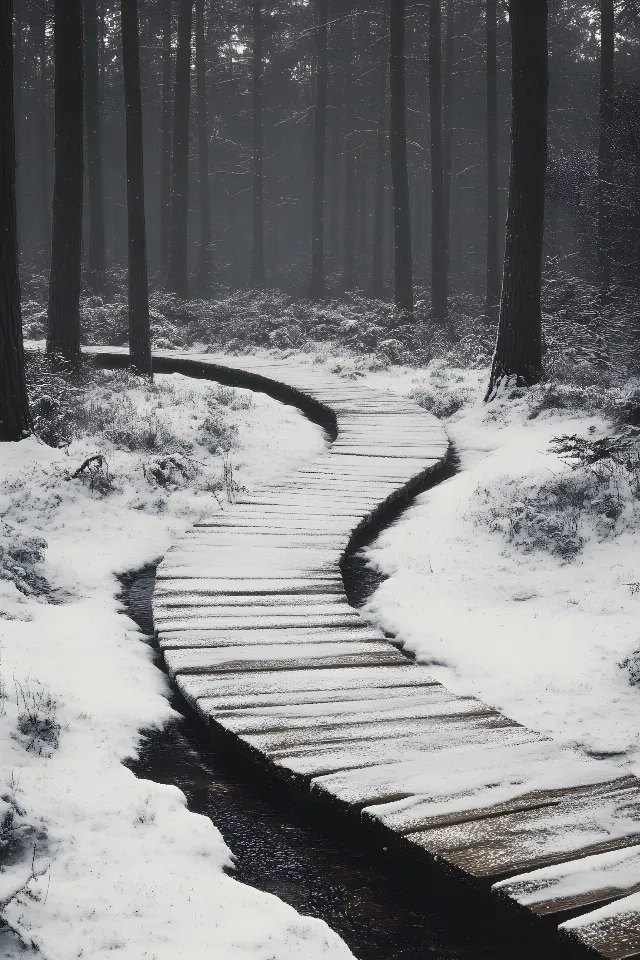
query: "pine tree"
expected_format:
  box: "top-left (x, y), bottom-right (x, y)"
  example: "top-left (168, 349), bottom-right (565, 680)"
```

top-left (389, 0), bottom-right (413, 312)
top-left (309, 0), bottom-right (329, 297)
top-left (167, 0), bottom-right (193, 299)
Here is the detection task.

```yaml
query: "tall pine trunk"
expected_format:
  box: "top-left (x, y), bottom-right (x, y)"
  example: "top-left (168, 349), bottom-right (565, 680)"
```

top-left (47, 0), bottom-right (83, 364)
top-left (309, 0), bottom-right (328, 297)
top-left (85, 0), bottom-right (107, 295)
top-left (343, 12), bottom-right (356, 289)
top-left (485, 0), bottom-right (548, 399)
top-left (251, 0), bottom-right (265, 284)
top-left (195, 0), bottom-right (212, 293)
top-left (357, 147), bottom-right (368, 263)
top-left (372, 42), bottom-right (387, 298)
top-left (159, 0), bottom-right (172, 280)
top-left (167, 0), bottom-right (192, 299)
top-left (1, 0), bottom-right (32, 441)
top-left (37, 3), bottom-right (51, 263)
top-left (598, 0), bottom-right (614, 301)
top-left (486, 0), bottom-right (500, 323)
top-left (121, 0), bottom-right (152, 375)
top-left (429, 0), bottom-right (447, 326)
top-left (13, 0), bottom-right (22, 258)
top-left (442, 0), bottom-right (455, 269)
top-left (389, 0), bottom-right (413, 312)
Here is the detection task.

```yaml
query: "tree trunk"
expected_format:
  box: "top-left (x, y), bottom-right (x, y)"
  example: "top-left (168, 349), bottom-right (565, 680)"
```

top-left (47, 0), bottom-right (83, 364)
top-left (167, 0), bottom-right (193, 299)
top-left (486, 0), bottom-right (500, 323)
top-left (121, 0), bottom-right (152, 376)
top-left (195, 0), bottom-right (212, 294)
top-left (251, 0), bottom-right (265, 285)
top-left (85, 0), bottom-right (107, 295)
top-left (485, 0), bottom-right (548, 399)
top-left (442, 0), bottom-right (455, 270)
top-left (357, 146), bottom-right (368, 264)
top-left (389, 0), bottom-right (413, 313)
top-left (13, 0), bottom-right (22, 258)
top-left (0, 0), bottom-right (32, 441)
top-left (429, 0), bottom-right (447, 326)
top-left (37, 3), bottom-right (51, 263)
top-left (160, 0), bottom-right (172, 280)
top-left (372, 42), bottom-right (387, 298)
top-left (309, 0), bottom-right (328, 297)
top-left (343, 12), bottom-right (356, 290)
top-left (598, 0), bottom-right (614, 300)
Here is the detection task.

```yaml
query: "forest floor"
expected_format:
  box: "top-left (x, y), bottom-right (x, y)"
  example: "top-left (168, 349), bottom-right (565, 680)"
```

top-left (0, 360), bottom-right (353, 959)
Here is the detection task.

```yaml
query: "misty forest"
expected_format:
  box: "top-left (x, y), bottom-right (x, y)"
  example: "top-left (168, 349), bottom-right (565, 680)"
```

top-left (6, 2), bottom-right (640, 959)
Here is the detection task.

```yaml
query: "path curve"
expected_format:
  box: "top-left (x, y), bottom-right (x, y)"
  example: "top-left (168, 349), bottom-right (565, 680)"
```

top-left (89, 348), bottom-right (640, 960)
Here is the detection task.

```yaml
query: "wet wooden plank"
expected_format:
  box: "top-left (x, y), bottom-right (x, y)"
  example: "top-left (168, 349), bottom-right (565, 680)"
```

top-left (559, 893), bottom-right (640, 959)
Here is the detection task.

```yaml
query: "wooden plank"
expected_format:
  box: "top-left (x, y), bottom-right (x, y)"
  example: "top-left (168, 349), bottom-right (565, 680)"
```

top-left (157, 625), bottom-right (385, 651)
top-left (402, 783), bottom-right (640, 883)
top-left (559, 892), bottom-right (640, 959)
top-left (164, 642), bottom-right (408, 678)
top-left (493, 841), bottom-right (640, 918)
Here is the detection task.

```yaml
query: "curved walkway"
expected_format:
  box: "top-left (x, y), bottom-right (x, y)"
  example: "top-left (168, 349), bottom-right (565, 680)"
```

top-left (93, 349), bottom-right (640, 960)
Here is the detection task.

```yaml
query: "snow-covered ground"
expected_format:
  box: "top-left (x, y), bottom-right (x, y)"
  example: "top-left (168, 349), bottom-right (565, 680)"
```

top-left (0, 369), bottom-right (353, 959)
top-left (360, 362), bottom-right (640, 772)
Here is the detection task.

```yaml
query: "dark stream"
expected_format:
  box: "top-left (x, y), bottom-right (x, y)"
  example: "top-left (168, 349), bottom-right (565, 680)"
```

top-left (122, 450), bottom-right (510, 960)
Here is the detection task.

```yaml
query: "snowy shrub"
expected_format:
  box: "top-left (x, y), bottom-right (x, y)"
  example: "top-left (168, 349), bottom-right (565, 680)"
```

top-left (410, 385), bottom-right (467, 419)
top-left (14, 680), bottom-right (62, 756)
top-left (0, 522), bottom-right (48, 599)
top-left (472, 431), bottom-right (640, 559)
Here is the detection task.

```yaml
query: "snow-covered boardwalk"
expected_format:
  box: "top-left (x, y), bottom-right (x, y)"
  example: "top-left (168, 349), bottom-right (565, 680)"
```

top-left (94, 349), bottom-right (640, 960)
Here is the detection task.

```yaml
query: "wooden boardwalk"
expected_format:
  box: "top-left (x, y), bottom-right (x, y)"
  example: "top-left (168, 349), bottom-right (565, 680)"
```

top-left (92, 349), bottom-right (640, 959)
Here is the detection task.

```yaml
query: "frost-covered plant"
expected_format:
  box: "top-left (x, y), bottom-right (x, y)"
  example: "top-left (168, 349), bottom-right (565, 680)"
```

top-left (0, 522), bottom-right (48, 599)
top-left (14, 680), bottom-right (61, 755)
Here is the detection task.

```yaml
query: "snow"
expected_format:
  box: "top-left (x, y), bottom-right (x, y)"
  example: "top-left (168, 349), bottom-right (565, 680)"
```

top-left (359, 363), bottom-right (640, 771)
top-left (0, 372), bottom-right (353, 959)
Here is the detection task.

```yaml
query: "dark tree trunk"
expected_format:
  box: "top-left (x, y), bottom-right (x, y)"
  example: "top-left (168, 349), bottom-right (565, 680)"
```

top-left (85, 0), bottom-right (107, 295)
top-left (0, 0), bottom-right (32, 441)
top-left (13, 0), bottom-right (22, 257)
top-left (37, 3), bottom-right (51, 262)
top-left (429, 0), bottom-right (447, 326)
top-left (598, 0), bottom-right (614, 300)
top-left (329, 130), bottom-right (340, 265)
top-left (372, 43), bottom-right (387, 298)
top-left (47, 0), bottom-right (84, 364)
top-left (486, 0), bottom-right (548, 399)
top-left (357, 147), bottom-right (368, 263)
top-left (196, 0), bottom-right (212, 294)
top-left (442, 0), bottom-right (455, 269)
top-left (121, 0), bottom-right (152, 376)
top-left (486, 0), bottom-right (500, 323)
top-left (159, 0), bottom-right (172, 280)
top-left (167, 0), bottom-right (193, 299)
top-left (251, 0), bottom-right (265, 285)
top-left (343, 12), bottom-right (356, 290)
top-left (309, 0), bottom-right (328, 297)
top-left (389, 0), bottom-right (413, 313)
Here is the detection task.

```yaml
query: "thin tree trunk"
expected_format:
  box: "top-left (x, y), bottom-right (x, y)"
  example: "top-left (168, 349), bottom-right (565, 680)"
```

top-left (13, 0), bottom-right (22, 258)
top-left (196, 0), bottom-right (212, 294)
top-left (343, 12), bottom-right (356, 289)
top-left (329, 129), bottom-right (340, 266)
top-left (372, 43), bottom-right (387, 297)
top-left (429, 0), bottom-right (447, 326)
top-left (251, 0), bottom-right (265, 284)
top-left (47, 0), bottom-right (83, 364)
top-left (0, 0), bottom-right (32, 441)
top-left (37, 3), bottom-right (51, 263)
top-left (85, 0), bottom-right (107, 295)
top-left (598, 0), bottom-right (614, 301)
top-left (485, 0), bottom-right (548, 398)
top-left (309, 0), bottom-right (328, 297)
top-left (389, 0), bottom-right (413, 312)
top-left (167, 0), bottom-right (193, 299)
top-left (442, 0), bottom-right (455, 269)
top-left (486, 0), bottom-right (500, 323)
top-left (357, 146), bottom-right (368, 263)
top-left (121, 0), bottom-right (152, 375)
top-left (160, 0), bottom-right (172, 279)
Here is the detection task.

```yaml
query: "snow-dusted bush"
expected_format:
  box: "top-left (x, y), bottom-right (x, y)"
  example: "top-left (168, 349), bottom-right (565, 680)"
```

top-left (0, 522), bottom-right (48, 600)
top-left (14, 680), bottom-right (61, 756)
top-left (471, 432), bottom-right (640, 559)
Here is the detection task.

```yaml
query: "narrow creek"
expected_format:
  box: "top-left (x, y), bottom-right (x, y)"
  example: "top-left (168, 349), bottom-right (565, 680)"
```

top-left (121, 446), bottom-right (510, 960)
